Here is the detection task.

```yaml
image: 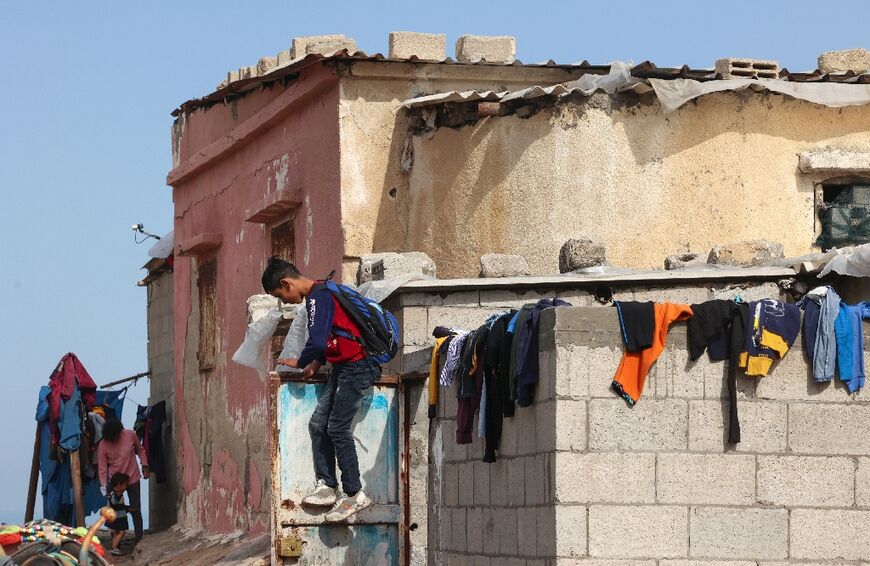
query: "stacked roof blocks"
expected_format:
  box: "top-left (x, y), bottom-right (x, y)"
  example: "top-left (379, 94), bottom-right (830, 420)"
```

top-left (715, 57), bottom-right (780, 79)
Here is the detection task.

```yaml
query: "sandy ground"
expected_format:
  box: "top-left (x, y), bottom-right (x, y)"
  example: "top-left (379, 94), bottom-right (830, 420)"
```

top-left (97, 526), bottom-right (270, 565)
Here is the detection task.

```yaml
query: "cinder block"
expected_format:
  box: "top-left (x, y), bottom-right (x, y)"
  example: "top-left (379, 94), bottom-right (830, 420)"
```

top-left (466, 507), bottom-right (483, 554)
top-left (438, 508), bottom-right (452, 550)
top-left (757, 455), bottom-right (855, 507)
top-left (537, 507), bottom-right (557, 558)
top-left (556, 561), bottom-right (655, 566)
top-left (489, 459), bottom-right (508, 506)
top-left (589, 505), bottom-right (687, 558)
top-left (818, 48), bottom-right (870, 74)
top-left (631, 286), bottom-right (711, 304)
top-left (500, 416), bottom-right (518, 456)
top-left (791, 509), bottom-right (870, 560)
top-left (256, 55), bottom-right (277, 75)
top-left (507, 457), bottom-right (526, 507)
top-left (399, 307), bottom-right (430, 347)
top-left (754, 354), bottom-right (843, 402)
top-left (455, 34), bottom-right (516, 64)
top-left (657, 453), bottom-right (755, 505)
top-left (536, 399), bottom-right (557, 453)
top-left (589, 399), bottom-right (688, 451)
top-left (555, 344), bottom-right (591, 398)
top-left (441, 291), bottom-right (481, 307)
top-left (399, 292), bottom-right (444, 307)
top-left (556, 505), bottom-right (587, 558)
top-left (702, 363), bottom-right (756, 401)
top-left (482, 508), bottom-right (498, 555)
top-left (450, 507), bottom-right (467, 552)
top-left (653, 348), bottom-right (705, 399)
top-left (444, 462), bottom-right (459, 507)
top-left (276, 49), bottom-right (292, 66)
top-left (538, 351), bottom-right (555, 403)
top-left (688, 400), bottom-right (787, 453)
top-left (389, 31), bottom-right (447, 60)
top-left (291, 34), bottom-right (356, 58)
top-left (517, 506), bottom-right (538, 557)
top-left (517, 403), bottom-right (538, 455)
top-left (710, 281), bottom-right (781, 302)
top-left (458, 462), bottom-right (474, 503)
top-left (789, 404), bottom-right (870, 454)
top-left (690, 507), bottom-right (787, 559)
top-left (495, 507), bottom-right (519, 555)
top-left (662, 562), bottom-right (755, 566)
top-left (555, 452), bottom-right (655, 504)
top-left (480, 289), bottom-right (544, 309)
top-left (715, 57), bottom-right (779, 79)
top-left (473, 461), bottom-right (490, 506)
top-left (388, 31), bottom-right (446, 62)
top-left (555, 399), bottom-right (587, 451)
top-left (427, 307), bottom-right (499, 334)
top-left (857, 457), bottom-right (870, 506)
top-left (525, 454), bottom-right (548, 506)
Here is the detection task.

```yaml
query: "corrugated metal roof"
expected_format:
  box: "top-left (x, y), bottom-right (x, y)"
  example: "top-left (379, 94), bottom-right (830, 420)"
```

top-left (175, 53), bottom-right (870, 115)
top-left (174, 50), bottom-right (587, 115)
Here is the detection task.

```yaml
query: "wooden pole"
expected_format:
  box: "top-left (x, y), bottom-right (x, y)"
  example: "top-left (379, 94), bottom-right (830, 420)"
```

top-left (70, 449), bottom-right (86, 528)
top-left (24, 425), bottom-right (41, 522)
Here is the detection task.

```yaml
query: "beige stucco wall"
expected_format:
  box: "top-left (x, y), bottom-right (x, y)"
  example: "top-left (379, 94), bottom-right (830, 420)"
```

top-left (336, 62), bottom-right (583, 282)
top-left (406, 91), bottom-right (870, 278)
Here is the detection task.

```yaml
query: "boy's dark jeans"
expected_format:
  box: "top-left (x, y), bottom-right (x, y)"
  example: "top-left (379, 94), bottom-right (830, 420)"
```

top-left (309, 358), bottom-right (380, 496)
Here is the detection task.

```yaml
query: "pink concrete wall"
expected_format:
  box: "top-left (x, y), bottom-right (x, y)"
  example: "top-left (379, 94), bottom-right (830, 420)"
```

top-left (169, 64), bottom-right (343, 533)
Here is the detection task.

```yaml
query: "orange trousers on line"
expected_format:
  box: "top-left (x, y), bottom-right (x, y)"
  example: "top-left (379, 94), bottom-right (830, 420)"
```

top-left (611, 303), bottom-right (694, 405)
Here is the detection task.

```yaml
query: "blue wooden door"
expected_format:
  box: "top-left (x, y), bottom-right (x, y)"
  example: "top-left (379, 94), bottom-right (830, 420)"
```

top-left (271, 378), bottom-right (401, 565)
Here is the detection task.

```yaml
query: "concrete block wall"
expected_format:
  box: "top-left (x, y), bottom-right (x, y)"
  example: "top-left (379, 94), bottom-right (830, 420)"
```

top-left (415, 280), bottom-right (805, 565)
top-left (145, 271), bottom-right (179, 530)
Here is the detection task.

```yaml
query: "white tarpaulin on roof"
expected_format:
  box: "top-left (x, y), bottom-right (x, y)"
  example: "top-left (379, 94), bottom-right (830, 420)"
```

top-left (650, 78), bottom-right (870, 113)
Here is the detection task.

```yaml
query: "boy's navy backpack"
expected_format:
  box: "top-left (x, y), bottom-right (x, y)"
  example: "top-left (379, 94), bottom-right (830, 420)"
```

top-left (314, 276), bottom-right (400, 365)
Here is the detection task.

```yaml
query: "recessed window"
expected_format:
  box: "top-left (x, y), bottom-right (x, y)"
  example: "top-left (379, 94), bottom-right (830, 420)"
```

top-left (816, 180), bottom-right (870, 251)
top-left (197, 259), bottom-right (217, 371)
top-left (271, 217), bottom-right (295, 263)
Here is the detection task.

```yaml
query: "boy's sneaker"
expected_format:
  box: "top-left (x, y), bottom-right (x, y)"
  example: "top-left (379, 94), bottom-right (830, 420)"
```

top-left (302, 479), bottom-right (338, 507)
top-left (110, 549), bottom-right (124, 556)
top-left (324, 490), bottom-right (372, 523)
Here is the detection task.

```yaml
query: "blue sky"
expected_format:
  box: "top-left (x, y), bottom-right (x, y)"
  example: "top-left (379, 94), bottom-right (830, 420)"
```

top-left (1, 0), bottom-right (868, 527)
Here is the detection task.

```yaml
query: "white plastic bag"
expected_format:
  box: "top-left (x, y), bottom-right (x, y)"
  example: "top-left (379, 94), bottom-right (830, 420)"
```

top-left (232, 308), bottom-right (283, 371)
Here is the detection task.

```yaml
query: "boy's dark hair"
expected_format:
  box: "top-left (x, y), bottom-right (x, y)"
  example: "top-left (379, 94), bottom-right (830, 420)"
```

top-left (102, 419), bottom-right (124, 442)
top-left (110, 472), bottom-right (130, 488)
top-left (262, 256), bottom-right (302, 291)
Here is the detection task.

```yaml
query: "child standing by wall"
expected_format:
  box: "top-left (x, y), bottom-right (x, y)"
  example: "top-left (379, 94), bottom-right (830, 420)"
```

top-left (106, 472), bottom-right (132, 556)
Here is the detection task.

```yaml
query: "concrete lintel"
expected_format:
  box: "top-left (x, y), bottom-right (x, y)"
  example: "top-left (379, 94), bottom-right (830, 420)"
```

top-left (344, 60), bottom-right (580, 83)
top-left (245, 188), bottom-right (303, 224)
top-left (799, 149), bottom-right (870, 174)
top-left (394, 266), bottom-right (796, 293)
top-left (176, 233), bottom-right (222, 256)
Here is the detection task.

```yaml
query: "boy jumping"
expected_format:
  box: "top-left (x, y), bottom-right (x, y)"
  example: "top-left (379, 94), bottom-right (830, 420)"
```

top-left (263, 257), bottom-right (380, 522)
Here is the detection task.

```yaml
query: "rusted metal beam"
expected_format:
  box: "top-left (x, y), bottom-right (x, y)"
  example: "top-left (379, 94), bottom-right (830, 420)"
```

top-left (101, 371), bottom-right (151, 389)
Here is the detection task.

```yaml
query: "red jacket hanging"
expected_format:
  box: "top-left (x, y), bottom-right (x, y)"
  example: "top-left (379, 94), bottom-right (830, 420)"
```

top-left (48, 353), bottom-right (97, 446)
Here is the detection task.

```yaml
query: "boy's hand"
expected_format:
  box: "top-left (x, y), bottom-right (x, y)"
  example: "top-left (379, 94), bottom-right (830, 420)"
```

top-left (277, 358), bottom-right (299, 368)
top-left (301, 360), bottom-right (322, 379)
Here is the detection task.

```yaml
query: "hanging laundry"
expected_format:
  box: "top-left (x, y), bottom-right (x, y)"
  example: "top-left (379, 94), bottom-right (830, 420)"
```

top-left (612, 303), bottom-right (693, 405)
top-left (515, 298), bottom-right (572, 407)
top-left (739, 299), bottom-right (801, 377)
top-left (482, 311), bottom-right (516, 462)
top-left (136, 401), bottom-right (168, 483)
top-left (507, 305), bottom-right (535, 409)
top-left (726, 302), bottom-right (750, 444)
top-left (427, 335), bottom-right (452, 418)
top-left (801, 286), bottom-right (841, 382)
top-left (687, 300), bottom-right (741, 362)
top-left (614, 301), bottom-right (655, 352)
top-left (834, 301), bottom-right (870, 392)
top-left (456, 326), bottom-right (489, 444)
top-left (48, 353), bottom-right (98, 449)
top-left (439, 331), bottom-right (469, 387)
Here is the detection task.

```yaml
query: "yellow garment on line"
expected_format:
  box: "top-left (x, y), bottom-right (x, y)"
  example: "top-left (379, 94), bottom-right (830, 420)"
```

top-left (428, 336), bottom-right (450, 417)
top-left (739, 329), bottom-right (792, 377)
